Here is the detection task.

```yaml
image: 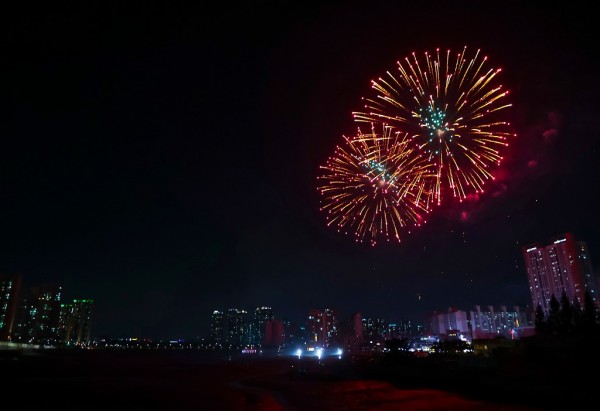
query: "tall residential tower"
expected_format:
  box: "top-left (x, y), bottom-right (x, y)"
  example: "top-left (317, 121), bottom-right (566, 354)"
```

top-left (0, 274), bottom-right (22, 341)
top-left (523, 233), bottom-right (599, 315)
top-left (59, 299), bottom-right (94, 346)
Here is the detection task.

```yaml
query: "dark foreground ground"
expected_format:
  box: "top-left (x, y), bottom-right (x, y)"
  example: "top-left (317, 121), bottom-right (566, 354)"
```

top-left (1, 338), bottom-right (597, 411)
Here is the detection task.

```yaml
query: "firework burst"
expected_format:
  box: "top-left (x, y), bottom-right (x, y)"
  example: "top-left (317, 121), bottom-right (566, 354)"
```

top-left (317, 124), bottom-right (434, 246)
top-left (353, 46), bottom-right (515, 204)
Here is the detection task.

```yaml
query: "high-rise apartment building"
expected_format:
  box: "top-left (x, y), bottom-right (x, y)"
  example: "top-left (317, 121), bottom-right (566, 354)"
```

top-left (307, 308), bottom-right (338, 347)
top-left (225, 308), bottom-right (248, 347)
top-left (59, 299), bottom-right (94, 345)
top-left (210, 308), bottom-right (252, 348)
top-left (252, 306), bottom-right (274, 346)
top-left (13, 284), bottom-right (62, 345)
top-left (281, 319), bottom-right (304, 347)
top-left (425, 307), bottom-right (469, 337)
top-left (361, 317), bottom-right (389, 342)
top-left (393, 318), bottom-right (414, 338)
top-left (210, 310), bottom-right (225, 346)
top-left (469, 305), bottom-right (531, 339)
top-left (263, 319), bottom-right (283, 347)
top-left (0, 274), bottom-right (22, 341)
top-left (523, 233), bottom-right (599, 316)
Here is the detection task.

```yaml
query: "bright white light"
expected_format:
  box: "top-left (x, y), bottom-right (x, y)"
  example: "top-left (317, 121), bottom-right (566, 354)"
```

top-left (296, 349), bottom-right (302, 358)
top-left (316, 348), bottom-right (323, 359)
top-left (337, 348), bottom-right (343, 356)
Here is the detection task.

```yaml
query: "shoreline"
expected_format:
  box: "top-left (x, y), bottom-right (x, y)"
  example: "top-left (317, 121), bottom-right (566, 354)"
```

top-left (1, 347), bottom-right (595, 410)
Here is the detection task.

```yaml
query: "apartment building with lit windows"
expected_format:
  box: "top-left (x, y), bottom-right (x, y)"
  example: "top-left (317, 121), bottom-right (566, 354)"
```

top-left (0, 274), bottom-right (22, 341)
top-left (523, 232), bottom-right (599, 316)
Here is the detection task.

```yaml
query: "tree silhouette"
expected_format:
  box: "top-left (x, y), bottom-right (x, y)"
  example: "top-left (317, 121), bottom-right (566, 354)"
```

top-left (582, 290), bottom-right (598, 333)
top-left (547, 294), bottom-right (561, 334)
top-left (571, 299), bottom-right (583, 330)
top-left (559, 290), bottom-right (573, 334)
top-left (535, 304), bottom-right (546, 334)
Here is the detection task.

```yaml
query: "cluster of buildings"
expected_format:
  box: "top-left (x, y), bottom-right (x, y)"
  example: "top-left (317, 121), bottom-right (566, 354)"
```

top-left (209, 303), bottom-right (531, 354)
top-left (208, 306), bottom-right (412, 349)
top-left (209, 232), bottom-right (600, 354)
top-left (3, 232), bottom-right (597, 352)
top-left (424, 305), bottom-right (533, 341)
top-left (416, 232), bottom-right (600, 351)
top-left (0, 274), bottom-right (94, 347)
top-left (208, 305), bottom-right (420, 353)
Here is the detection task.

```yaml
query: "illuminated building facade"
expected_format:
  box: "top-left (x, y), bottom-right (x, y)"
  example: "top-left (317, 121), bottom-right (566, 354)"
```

top-left (210, 310), bottom-right (225, 346)
top-left (59, 299), bottom-right (94, 345)
top-left (263, 319), bottom-right (283, 347)
top-left (307, 308), bottom-right (338, 347)
top-left (469, 305), bottom-right (531, 339)
top-left (225, 308), bottom-right (248, 347)
top-left (282, 319), bottom-right (304, 347)
top-left (0, 274), bottom-right (22, 341)
top-left (362, 317), bottom-right (389, 342)
top-left (577, 241), bottom-right (599, 308)
top-left (425, 307), bottom-right (469, 337)
top-left (211, 308), bottom-right (276, 348)
top-left (341, 312), bottom-right (363, 353)
top-left (523, 233), bottom-right (599, 316)
top-left (13, 284), bottom-right (62, 345)
top-left (393, 318), bottom-right (413, 337)
top-left (252, 306), bottom-right (274, 346)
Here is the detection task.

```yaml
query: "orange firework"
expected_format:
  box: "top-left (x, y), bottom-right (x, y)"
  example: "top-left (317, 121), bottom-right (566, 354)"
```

top-left (353, 46), bottom-right (515, 205)
top-left (317, 124), bottom-right (434, 246)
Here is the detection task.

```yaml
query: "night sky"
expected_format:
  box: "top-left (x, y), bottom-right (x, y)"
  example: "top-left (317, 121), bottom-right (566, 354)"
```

top-left (3, 2), bottom-right (600, 340)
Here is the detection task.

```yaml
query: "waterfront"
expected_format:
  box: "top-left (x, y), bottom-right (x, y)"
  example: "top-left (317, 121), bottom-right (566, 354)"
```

top-left (2, 342), bottom-right (593, 411)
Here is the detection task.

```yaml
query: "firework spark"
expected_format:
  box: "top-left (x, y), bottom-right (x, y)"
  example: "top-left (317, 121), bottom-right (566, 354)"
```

top-left (353, 46), bottom-right (515, 204)
top-left (317, 124), bottom-right (434, 246)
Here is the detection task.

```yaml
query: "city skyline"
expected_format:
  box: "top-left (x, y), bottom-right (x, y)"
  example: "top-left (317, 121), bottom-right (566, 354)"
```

top-left (3, 2), bottom-right (600, 340)
top-left (0, 270), bottom-right (536, 344)
top-left (0, 263), bottom-right (574, 342)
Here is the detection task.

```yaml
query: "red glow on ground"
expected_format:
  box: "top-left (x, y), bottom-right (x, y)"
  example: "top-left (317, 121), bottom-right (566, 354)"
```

top-left (238, 377), bottom-right (540, 411)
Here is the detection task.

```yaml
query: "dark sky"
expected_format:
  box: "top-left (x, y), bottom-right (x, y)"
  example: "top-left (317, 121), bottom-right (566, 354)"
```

top-left (3, 2), bottom-right (600, 340)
